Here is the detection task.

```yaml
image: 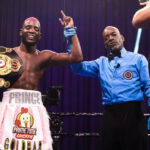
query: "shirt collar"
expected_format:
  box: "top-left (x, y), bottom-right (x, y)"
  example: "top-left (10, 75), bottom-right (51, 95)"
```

top-left (120, 48), bottom-right (127, 57)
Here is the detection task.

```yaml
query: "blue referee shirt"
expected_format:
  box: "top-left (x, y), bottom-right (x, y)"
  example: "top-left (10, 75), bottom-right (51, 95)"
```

top-left (71, 48), bottom-right (150, 106)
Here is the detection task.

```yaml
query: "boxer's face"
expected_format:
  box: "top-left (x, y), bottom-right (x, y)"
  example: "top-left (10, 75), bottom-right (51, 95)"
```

top-left (20, 19), bottom-right (41, 46)
top-left (103, 26), bottom-right (124, 52)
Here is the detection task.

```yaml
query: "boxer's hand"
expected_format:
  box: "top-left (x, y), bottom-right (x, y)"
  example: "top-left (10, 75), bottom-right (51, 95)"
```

top-left (140, 0), bottom-right (150, 6)
top-left (11, 59), bottom-right (19, 70)
top-left (59, 10), bottom-right (74, 28)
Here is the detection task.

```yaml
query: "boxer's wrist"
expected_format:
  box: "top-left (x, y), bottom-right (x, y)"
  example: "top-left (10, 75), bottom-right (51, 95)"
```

top-left (64, 26), bottom-right (77, 54)
top-left (64, 26), bottom-right (77, 38)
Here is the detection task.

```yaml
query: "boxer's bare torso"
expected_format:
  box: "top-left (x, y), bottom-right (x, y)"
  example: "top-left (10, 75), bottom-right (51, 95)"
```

top-left (11, 11), bottom-right (83, 90)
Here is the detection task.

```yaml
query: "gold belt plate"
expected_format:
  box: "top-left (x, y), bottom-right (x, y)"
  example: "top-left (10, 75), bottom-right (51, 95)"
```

top-left (0, 54), bottom-right (21, 76)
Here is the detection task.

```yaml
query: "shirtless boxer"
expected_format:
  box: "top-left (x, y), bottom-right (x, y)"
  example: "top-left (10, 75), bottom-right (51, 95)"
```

top-left (0, 10), bottom-right (83, 150)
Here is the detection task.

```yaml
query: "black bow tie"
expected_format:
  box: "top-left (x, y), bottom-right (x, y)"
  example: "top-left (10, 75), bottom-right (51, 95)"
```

top-left (107, 51), bottom-right (121, 61)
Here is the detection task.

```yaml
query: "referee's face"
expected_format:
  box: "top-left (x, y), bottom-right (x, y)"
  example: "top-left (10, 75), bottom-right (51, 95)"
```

top-left (103, 26), bottom-right (124, 52)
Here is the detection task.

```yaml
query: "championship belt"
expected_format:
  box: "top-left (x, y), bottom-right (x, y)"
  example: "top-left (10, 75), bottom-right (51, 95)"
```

top-left (0, 46), bottom-right (23, 88)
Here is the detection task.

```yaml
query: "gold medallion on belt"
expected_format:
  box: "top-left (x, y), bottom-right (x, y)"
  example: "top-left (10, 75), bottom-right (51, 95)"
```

top-left (0, 47), bottom-right (22, 88)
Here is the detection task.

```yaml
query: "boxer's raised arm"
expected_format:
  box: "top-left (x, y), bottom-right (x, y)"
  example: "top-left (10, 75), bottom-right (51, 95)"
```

top-left (132, 1), bottom-right (150, 28)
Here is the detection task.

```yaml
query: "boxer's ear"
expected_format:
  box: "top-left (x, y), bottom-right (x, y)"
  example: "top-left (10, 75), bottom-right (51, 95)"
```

top-left (19, 29), bottom-right (23, 36)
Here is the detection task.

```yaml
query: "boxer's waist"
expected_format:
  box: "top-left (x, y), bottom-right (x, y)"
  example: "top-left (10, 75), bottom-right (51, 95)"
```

top-left (2, 89), bottom-right (43, 105)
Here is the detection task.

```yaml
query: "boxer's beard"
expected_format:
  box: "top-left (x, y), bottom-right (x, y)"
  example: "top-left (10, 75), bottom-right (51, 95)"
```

top-left (21, 37), bottom-right (39, 46)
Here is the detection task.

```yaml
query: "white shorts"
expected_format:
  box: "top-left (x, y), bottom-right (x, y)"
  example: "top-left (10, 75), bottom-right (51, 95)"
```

top-left (0, 89), bottom-right (53, 150)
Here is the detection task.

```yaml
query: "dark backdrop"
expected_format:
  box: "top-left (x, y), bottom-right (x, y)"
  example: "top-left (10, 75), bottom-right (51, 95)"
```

top-left (0, 0), bottom-right (150, 149)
